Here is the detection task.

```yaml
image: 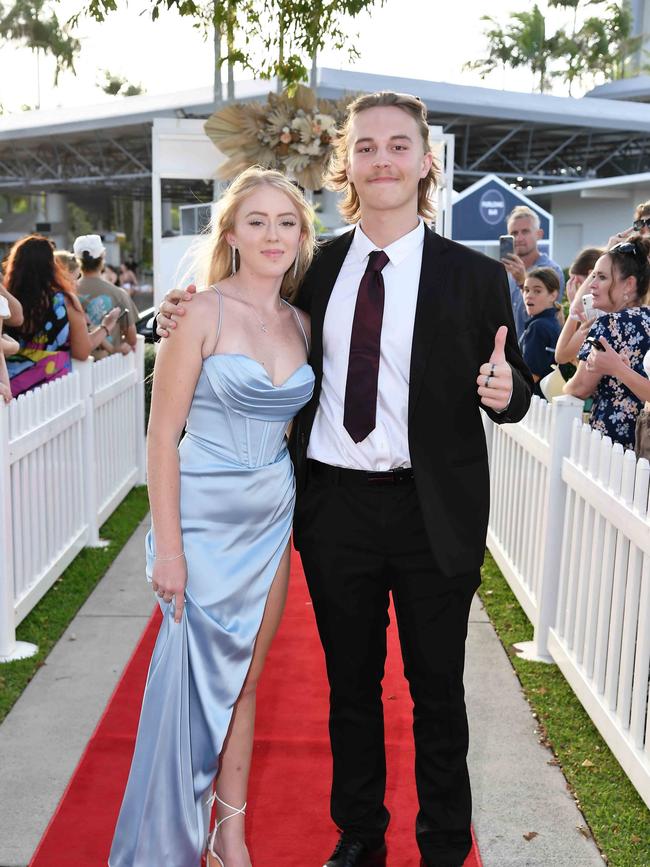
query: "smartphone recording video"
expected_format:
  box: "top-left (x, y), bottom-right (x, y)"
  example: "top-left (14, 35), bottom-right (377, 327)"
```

top-left (499, 234), bottom-right (515, 259)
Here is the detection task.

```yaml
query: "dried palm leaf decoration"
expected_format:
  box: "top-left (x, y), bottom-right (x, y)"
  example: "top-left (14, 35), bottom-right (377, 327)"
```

top-left (204, 85), bottom-right (354, 190)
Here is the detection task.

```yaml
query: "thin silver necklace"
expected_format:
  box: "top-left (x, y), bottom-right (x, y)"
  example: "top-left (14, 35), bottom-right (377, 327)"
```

top-left (232, 286), bottom-right (284, 333)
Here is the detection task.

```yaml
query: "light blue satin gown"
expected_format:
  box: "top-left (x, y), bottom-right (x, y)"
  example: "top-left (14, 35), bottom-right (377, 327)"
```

top-left (109, 290), bottom-right (314, 867)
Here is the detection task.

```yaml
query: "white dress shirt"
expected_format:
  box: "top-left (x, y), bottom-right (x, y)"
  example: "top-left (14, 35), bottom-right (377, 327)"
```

top-left (307, 219), bottom-right (424, 470)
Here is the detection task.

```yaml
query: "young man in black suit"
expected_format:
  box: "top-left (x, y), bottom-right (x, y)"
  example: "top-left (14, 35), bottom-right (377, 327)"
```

top-left (158, 91), bottom-right (532, 867)
top-left (291, 93), bottom-right (531, 867)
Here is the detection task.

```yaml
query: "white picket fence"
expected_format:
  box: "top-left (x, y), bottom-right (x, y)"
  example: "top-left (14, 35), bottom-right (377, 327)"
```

top-left (0, 336), bottom-right (146, 662)
top-left (484, 395), bottom-right (650, 809)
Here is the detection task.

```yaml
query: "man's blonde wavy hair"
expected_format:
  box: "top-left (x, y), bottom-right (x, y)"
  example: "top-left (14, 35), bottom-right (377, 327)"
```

top-left (325, 91), bottom-right (439, 224)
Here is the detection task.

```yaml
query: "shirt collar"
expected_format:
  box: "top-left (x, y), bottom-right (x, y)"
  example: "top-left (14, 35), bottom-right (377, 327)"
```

top-left (352, 218), bottom-right (424, 268)
top-left (533, 308), bottom-right (557, 320)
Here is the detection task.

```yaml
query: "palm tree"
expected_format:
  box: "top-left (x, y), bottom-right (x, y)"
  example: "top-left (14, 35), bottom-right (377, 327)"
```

top-left (0, 0), bottom-right (80, 108)
top-left (468, 4), bottom-right (558, 93)
top-left (468, 1), bottom-right (643, 96)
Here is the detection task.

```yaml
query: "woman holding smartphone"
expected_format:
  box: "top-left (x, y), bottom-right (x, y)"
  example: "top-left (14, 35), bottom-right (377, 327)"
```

top-left (563, 236), bottom-right (650, 450)
top-left (554, 247), bottom-right (602, 366)
top-left (109, 167), bottom-right (314, 867)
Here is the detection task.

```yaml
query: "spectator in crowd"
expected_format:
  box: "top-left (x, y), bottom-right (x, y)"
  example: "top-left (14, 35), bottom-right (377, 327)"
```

top-left (119, 261), bottom-right (138, 294)
top-left (584, 341), bottom-right (650, 459)
top-left (0, 280), bottom-right (24, 329)
top-left (1, 316), bottom-right (19, 361)
top-left (103, 263), bottom-right (120, 286)
top-left (54, 250), bottom-right (81, 286)
top-left (555, 248), bottom-right (604, 366)
top-left (565, 246), bottom-right (602, 307)
top-left (520, 267), bottom-right (562, 398)
top-left (501, 205), bottom-right (565, 339)
top-left (0, 292), bottom-right (12, 402)
top-left (606, 199), bottom-right (650, 250)
top-left (55, 248), bottom-right (117, 357)
top-left (4, 235), bottom-right (120, 397)
top-left (74, 234), bottom-right (138, 356)
top-left (636, 350), bottom-right (650, 460)
top-left (563, 236), bottom-right (650, 451)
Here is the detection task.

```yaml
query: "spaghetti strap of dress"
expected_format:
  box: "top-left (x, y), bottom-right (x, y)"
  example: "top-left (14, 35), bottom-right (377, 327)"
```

top-left (283, 299), bottom-right (309, 354)
top-left (209, 285), bottom-right (224, 352)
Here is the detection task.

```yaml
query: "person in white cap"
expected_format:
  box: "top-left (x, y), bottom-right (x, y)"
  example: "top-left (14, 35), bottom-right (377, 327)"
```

top-left (74, 234), bottom-right (139, 357)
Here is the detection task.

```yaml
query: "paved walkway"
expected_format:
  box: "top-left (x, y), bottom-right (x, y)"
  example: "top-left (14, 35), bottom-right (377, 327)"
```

top-left (0, 518), bottom-right (605, 867)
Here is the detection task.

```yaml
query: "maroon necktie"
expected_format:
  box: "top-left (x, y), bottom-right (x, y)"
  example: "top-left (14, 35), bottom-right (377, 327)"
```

top-left (343, 249), bottom-right (390, 443)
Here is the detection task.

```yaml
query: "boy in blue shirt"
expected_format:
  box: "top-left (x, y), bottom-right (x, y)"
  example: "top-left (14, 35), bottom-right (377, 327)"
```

top-left (520, 267), bottom-right (562, 398)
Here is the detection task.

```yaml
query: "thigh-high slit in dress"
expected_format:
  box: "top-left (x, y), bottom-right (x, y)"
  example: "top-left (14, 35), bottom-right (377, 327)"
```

top-left (109, 294), bottom-right (313, 866)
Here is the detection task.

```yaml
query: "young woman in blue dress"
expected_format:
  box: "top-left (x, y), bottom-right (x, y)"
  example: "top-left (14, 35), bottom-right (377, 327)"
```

top-left (109, 167), bottom-right (315, 867)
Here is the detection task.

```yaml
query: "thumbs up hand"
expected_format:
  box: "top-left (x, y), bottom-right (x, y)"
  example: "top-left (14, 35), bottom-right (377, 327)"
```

top-left (477, 325), bottom-right (513, 411)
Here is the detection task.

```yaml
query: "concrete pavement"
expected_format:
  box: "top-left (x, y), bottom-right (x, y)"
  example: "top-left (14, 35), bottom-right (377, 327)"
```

top-left (0, 517), bottom-right (604, 867)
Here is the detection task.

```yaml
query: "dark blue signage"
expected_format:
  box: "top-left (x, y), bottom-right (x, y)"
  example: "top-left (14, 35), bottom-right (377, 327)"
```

top-left (479, 189), bottom-right (506, 226)
top-left (453, 176), bottom-right (550, 242)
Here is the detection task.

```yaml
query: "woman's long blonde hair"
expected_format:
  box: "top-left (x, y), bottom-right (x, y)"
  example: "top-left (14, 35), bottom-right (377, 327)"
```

top-left (181, 166), bottom-right (315, 301)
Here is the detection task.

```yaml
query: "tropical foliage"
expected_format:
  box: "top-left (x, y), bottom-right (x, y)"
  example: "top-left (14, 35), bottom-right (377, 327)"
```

top-left (468, 0), bottom-right (642, 95)
top-left (0, 0), bottom-right (80, 85)
top-left (204, 84), bottom-right (350, 189)
top-left (78, 0), bottom-right (384, 94)
top-left (99, 70), bottom-right (146, 97)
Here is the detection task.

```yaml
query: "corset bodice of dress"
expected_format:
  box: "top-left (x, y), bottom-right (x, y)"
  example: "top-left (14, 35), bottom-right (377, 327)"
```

top-left (182, 353), bottom-right (314, 469)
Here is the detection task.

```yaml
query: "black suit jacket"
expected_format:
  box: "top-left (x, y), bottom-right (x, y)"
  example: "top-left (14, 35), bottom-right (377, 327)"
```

top-left (290, 225), bottom-right (533, 577)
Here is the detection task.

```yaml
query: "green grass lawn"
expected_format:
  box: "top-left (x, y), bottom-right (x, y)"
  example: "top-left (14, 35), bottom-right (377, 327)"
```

top-left (0, 486), bottom-right (150, 723)
top-left (480, 551), bottom-right (650, 867)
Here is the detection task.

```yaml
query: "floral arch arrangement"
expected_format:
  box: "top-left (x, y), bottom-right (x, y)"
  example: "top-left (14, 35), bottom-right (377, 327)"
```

top-left (204, 85), bottom-right (353, 190)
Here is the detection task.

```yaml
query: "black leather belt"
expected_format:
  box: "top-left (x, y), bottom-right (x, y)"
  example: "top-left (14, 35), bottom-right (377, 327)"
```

top-left (308, 459), bottom-right (414, 486)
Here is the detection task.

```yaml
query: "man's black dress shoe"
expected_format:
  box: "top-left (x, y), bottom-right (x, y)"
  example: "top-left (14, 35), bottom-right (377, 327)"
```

top-left (323, 836), bottom-right (387, 867)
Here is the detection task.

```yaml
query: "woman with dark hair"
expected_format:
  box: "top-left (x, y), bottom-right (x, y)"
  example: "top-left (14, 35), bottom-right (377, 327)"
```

top-left (564, 235), bottom-right (650, 450)
top-left (5, 235), bottom-right (118, 397)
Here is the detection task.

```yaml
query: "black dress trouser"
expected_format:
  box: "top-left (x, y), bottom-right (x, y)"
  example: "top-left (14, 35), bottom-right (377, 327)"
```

top-left (296, 462), bottom-right (479, 867)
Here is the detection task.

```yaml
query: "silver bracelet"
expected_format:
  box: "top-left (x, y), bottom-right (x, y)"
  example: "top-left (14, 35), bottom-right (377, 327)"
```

top-left (155, 551), bottom-right (185, 562)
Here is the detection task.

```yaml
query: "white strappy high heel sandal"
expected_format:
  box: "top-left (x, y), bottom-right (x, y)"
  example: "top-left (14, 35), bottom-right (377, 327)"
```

top-left (206, 792), bottom-right (247, 867)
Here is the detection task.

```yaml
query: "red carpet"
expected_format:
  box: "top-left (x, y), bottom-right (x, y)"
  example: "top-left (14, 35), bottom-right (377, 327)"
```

top-left (30, 551), bottom-right (482, 867)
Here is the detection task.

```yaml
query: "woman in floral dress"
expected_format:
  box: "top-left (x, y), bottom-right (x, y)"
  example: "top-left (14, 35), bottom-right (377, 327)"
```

top-left (564, 235), bottom-right (650, 451)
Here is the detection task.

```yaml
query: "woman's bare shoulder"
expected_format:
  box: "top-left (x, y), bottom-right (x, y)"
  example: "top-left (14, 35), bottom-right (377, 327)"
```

top-left (175, 287), bottom-right (220, 327)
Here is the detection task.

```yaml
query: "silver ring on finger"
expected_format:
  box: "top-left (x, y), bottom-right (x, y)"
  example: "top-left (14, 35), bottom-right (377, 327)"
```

top-left (490, 363), bottom-right (496, 376)
top-left (485, 375), bottom-right (492, 388)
